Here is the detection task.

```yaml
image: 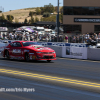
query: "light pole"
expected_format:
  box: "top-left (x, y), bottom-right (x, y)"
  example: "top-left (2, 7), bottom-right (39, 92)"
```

top-left (57, 0), bottom-right (60, 42)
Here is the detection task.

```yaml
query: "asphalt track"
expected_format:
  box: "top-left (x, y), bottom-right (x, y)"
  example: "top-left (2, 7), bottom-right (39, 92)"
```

top-left (0, 56), bottom-right (100, 100)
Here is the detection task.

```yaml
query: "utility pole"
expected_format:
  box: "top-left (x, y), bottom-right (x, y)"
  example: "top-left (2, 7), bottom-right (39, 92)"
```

top-left (57, 0), bottom-right (60, 42)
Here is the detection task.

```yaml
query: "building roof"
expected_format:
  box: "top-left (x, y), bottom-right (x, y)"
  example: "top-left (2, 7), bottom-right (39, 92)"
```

top-left (35, 21), bottom-right (56, 25)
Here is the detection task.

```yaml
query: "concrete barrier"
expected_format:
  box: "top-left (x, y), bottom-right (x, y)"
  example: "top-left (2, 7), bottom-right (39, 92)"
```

top-left (39, 42), bottom-right (88, 59)
top-left (47, 46), bottom-right (63, 57)
top-left (0, 42), bottom-right (6, 56)
top-left (0, 42), bottom-right (6, 52)
top-left (1, 41), bottom-right (100, 61)
top-left (62, 46), bottom-right (87, 59)
top-left (46, 45), bottom-right (88, 59)
top-left (87, 48), bottom-right (100, 60)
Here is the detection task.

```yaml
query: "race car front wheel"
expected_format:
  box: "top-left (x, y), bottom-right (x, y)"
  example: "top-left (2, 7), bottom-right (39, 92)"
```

top-left (5, 50), bottom-right (10, 59)
top-left (25, 53), bottom-right (30, 61)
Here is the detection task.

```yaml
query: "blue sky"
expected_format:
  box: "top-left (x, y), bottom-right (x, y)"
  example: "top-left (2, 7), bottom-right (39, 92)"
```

top-left (0, 0), bottom-right (63, 12)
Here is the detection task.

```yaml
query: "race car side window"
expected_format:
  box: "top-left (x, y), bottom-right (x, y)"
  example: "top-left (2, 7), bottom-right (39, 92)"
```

top-left (10, 43), bottom-right (14, 47)
top-left (10, 43), bottom-right (16, 47)
top-left (10, 42), bottom-right (22, 47)
top-left (12, 43), bottom-right (17, 47)
top-left (16, 42), bottom-right (22, 47)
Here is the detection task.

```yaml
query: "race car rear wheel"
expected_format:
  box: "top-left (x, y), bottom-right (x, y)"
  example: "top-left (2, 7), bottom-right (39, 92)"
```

top-left (25, 53), bottom-right (30, 61)
top-left (47, 60), bottom-right (51, 62)
top-left (5, 50), bottom-right (10, 59)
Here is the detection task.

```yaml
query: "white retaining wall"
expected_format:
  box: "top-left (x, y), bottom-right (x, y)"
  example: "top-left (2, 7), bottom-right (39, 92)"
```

top-left (1, 41), bottom-right (100, 61)
top-left (87, 48), bottom-right (100, 60)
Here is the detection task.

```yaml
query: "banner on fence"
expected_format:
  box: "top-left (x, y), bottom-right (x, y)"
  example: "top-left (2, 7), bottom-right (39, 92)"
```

top-left (62, 46), bottom-right (87, 59)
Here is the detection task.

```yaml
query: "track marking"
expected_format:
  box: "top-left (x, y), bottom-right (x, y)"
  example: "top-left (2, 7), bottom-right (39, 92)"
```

top-left (0, 68), bottom-right (100, 88)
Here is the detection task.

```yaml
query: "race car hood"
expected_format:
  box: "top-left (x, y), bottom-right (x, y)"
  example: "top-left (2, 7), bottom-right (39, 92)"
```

top-left (28, 45), bottom-right (54, 52)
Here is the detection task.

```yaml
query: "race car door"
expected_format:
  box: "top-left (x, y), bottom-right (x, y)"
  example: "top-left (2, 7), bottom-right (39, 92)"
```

top-left (10, 42), bottom-right (22, 57)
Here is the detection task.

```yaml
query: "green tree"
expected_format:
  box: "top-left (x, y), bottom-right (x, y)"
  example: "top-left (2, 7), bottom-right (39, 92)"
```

top-left (1, 14), bottom-right (5, 20)
top-left (35, 16), bottom-right (39, 22)
top-left (24, 18), bottom-right (28, 23)
top-left (11, 15), bottom-right (14, 20)
top-left (29, 16), bottom-right (34, 24)
top-left (29, 19), bottom-right (31, 24)
top-left (54, 6), bottom-right (58, 13)
top-left (9, 16), bottom-right (13, 22)
top-left (36, 8), bottom-right (41, 15)
top-left (40, 3), bottom-right (54, 14)
top-left (29, 11), bottom-right (33, 17)
top-left (33, 12), bottom-right (36, 15)
top-left (48, 3), bottom-right (55, 13)
top-left (44, 3), bottom-right (54, 13)
top-left (31, 17), bottom-right (34, 23)
top-left (42, 16), bottom-right (56, 22)
top-left (43, 12), bottom-right (50, 17)
top-left (6, 15), bottom-right (14, 22)
top-left (40, 7), bottom-right (45, 14)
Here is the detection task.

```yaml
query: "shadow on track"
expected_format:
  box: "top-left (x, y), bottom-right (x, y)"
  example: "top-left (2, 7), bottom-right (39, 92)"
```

top-left (0, 57), bottom-right (54, 63)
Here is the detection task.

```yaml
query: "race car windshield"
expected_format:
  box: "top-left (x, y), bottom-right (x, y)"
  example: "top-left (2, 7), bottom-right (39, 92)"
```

top-left (22, 42), bottom-right (41, 46)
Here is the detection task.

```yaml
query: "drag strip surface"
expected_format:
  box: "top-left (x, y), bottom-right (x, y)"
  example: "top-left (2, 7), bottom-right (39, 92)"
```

top-left (0, 57), bottom-right (100, 99)
top-left (0, 68), bottom-right (100, 88)
top-left (0, 76), bottom-right (100, 100)
top-left (0, 57), bottom-right (100, 82)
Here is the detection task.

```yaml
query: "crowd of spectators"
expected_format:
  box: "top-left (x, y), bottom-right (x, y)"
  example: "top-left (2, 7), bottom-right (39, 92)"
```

top-left (0, 31), bottom-right (65, 42)
top-left (0, 32), bottom-right (100, 45)
top-left (67, 32), bottom-right (99, 45)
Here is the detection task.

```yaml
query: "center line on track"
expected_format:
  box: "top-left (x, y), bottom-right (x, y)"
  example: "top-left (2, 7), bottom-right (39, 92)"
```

top-left (0, 68), bottom-right (100, 88)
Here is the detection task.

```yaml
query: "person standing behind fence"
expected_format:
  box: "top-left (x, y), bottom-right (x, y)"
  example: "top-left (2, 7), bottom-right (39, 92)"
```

top-left (9, 32), bottom-right (12, 40)
top-left (85, 33), bottom-right (90, 43)
top-left (30, 34), bottom-right (33, 41)
top-left (14, 33), bottom-right (17, 40)
top-left (34, 34), bottom-right (37, 41)
top-left (98, 33), bottom-right (100, 43)
top-left (76, 35), bottom-right (79, 43)
top-left (72, 36), bottom-right (76, 43)
top-left (65, 35), bottom-right (68, 43)
top-left (51, 35), bottom-right (54, 42)
top-left (59, 36), bottom-right (63, 42)
top-left (3, 33), bottom-right (5, 40)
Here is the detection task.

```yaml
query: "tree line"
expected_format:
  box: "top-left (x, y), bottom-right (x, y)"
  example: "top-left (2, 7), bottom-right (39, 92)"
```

top-left (28, 3), bottom-right (63, 23)
top-left (0, 3), bottom-right (63, 23)
top-left (0, 14), bottom-right (14, 22)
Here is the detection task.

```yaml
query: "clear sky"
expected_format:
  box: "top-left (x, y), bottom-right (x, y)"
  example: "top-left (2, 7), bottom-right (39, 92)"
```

top-left (0, 0), bottom-right (63, 12)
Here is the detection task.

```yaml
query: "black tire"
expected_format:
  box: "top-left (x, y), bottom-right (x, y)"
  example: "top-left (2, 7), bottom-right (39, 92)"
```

top-left (5, 50), bottom-right (10, 59)
top-left (25, 53), bottom-right (30, 61)
top-left (47, 60), bottom-right (51, 62)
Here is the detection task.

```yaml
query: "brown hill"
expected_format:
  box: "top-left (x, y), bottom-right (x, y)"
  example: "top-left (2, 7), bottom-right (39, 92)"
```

top-left (0, 8), bottom-right (42, 22)
top-left (0, 7), bottom-right (62, 23)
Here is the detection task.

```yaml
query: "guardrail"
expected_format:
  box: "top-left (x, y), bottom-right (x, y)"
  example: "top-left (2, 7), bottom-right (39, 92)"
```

top-left (39, 42), bottom-right (88, 59)
top-left (0, 40), bottom-right (100, 60)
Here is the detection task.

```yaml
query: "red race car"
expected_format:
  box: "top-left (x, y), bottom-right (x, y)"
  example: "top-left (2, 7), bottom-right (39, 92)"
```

top-left (2, 41), bottom-right (56, 62)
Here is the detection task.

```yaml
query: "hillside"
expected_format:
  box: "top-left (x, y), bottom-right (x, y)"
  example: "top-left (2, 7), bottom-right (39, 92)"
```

top-left (0, 8), bottom-right (43, 22)
top-left (0, 7), bottom-right (62, 23)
